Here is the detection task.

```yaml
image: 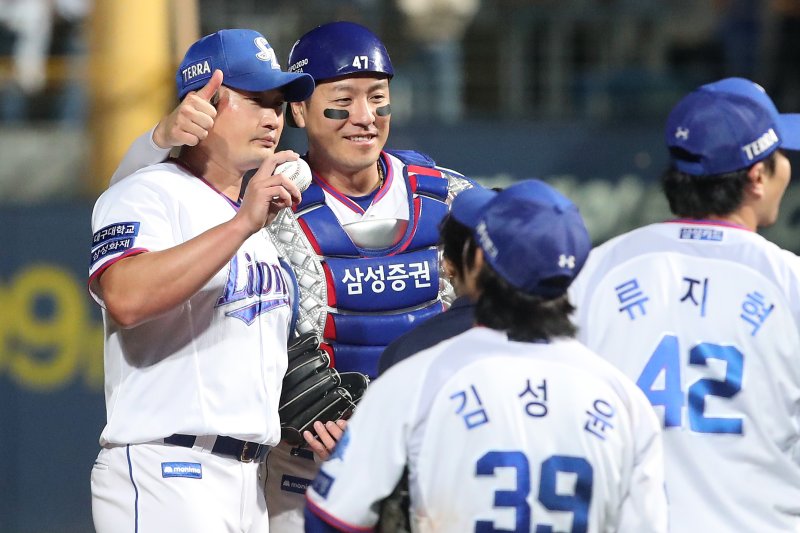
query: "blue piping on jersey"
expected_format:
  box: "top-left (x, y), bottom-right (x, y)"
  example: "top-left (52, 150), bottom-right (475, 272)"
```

top-left (126, 445), bottom-right (140, 533)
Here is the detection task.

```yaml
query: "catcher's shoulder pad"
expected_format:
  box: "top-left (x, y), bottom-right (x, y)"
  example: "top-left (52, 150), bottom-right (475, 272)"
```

top-left (386, 149), bottom-right (436, 168)
top-left (445, 172), bottom-right (476, 205)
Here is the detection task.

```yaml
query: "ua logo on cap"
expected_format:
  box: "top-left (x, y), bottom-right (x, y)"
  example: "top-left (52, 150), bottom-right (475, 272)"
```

top-left (254, 37), bottom-right (280, 69)
top-left (559, 254), bottom-right (576, 269)
top-left (675, 127), bottom-right (689, 140)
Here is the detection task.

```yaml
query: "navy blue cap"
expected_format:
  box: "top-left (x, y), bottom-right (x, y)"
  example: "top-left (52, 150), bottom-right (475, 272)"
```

top-left (176, 29), bottom-right (314, 101)
top-left (287, 21), bottom-right (393, 83)
top-left (451, 186), bottom-right (496, 227)
top-left (666, 77), bottom-right (800, 175)
top-left (451, 180), bottom-right (591, 298)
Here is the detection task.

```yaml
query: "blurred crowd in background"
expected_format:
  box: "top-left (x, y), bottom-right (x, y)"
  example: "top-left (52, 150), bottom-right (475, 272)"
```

top-left (1, 0), bottom-right (799, 126)
top-left (2, 0), bottom-right (800, 245)
top-left (0, 0), bottom-right (90, 124)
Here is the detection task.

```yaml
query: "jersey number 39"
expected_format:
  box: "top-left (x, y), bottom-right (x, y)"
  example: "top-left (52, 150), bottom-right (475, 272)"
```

top-left (475, 451), bottom-right (592, 533)
top-left (636, 334), bottom-right (743, 434)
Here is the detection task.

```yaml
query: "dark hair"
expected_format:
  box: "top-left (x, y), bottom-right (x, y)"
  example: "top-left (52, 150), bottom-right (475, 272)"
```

top-left (662, 150), bottom-right (777, 218)
top-left (474, 261), bottom-right (577, 342)
top-left (439, 214), bottom-right (477, 279)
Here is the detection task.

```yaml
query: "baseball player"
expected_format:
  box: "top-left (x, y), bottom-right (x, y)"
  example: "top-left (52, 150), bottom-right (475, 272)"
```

top-left (569, 78), bottom-right (800, 532)
top-left (305, 180), bottom-right (668, 533)
top-left (88, 30), bottom-right (313, 533)
top-left (377, 209), bottom-right (477, 375)
top-left (105, 21), bottom-right (476, 532)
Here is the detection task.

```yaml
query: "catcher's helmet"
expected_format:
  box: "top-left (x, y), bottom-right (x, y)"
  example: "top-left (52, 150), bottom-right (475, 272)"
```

top-left (287, 21), bottom-right (394, 84)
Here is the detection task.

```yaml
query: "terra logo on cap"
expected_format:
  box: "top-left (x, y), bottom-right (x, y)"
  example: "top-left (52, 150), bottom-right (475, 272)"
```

top-left (176, 29), bottom-right (314, 102)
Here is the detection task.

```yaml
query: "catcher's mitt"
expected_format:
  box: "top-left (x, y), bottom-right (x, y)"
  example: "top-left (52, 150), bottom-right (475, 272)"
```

top-left (279, 332), bottom-right (369, 446)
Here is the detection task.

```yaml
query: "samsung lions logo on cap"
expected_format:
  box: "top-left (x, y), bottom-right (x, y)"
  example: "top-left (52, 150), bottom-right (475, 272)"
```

top-left (742, 128), bottom-right (779, 161)
top-left (182, 58), bottom-right (212, 84)
top-left (675, 127), bottom-right (689, 140)
top-left (254, 37), bottom-right (280, 69)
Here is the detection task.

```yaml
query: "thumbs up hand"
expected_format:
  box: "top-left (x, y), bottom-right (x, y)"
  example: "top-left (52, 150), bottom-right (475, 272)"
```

top-left (153, 69), bottom-right (224, 148)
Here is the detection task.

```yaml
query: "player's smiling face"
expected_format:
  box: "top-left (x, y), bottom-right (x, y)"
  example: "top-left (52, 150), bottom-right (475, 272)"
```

top-left (206, 86), bottom-right (286, 172)
top-left (301, 75), bottom-right (390, 177)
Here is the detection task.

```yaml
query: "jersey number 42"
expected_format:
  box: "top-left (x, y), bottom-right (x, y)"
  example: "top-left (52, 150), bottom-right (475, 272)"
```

top-left (637, 334), bottom-right (743, 434)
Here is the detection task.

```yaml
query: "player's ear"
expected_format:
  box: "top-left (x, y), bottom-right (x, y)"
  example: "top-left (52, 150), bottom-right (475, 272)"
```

top-left (442, 257), bottom-right (457, 280)
top-left (462, 246), bottom-right (484, 299)
top-left (289, 102), bottom-right (306, 128)
top-left (746, 160), bottom-right (767, 199)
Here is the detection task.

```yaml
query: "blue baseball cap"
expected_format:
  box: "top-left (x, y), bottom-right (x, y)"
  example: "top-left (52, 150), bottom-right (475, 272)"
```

top-left (451, 180), bottom-right (591, 298)
top-left (665, 77), bottom-right (800, 176)
top-left (176, 29), bottom-right (314, 101)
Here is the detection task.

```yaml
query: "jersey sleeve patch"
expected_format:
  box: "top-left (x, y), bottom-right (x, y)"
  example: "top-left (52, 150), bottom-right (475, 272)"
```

top-left (90, 222), bottom-right (140, 267)
top-left (92, 222), bottom-right (140, 248)
top-left (311, 470), bottom-right (335, 499)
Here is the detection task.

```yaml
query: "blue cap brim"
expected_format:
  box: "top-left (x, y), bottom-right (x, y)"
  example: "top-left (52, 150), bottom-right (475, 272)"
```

top-left (778, 114), bottom-right (800, 151)
top-left (451, 186), bottom-right (497, 228)
top-left (226, 71), bottom-right (314, 102)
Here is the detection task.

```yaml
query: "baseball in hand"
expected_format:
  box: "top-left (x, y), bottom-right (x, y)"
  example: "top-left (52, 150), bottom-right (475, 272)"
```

top-left (274, 158), bottom-right (312, 192)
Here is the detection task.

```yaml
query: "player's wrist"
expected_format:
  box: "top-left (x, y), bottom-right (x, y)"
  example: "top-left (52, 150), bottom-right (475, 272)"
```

top-left (229, 209), bottom-right (263, 240)
top-left (151, 122), bottom-right (172, 150)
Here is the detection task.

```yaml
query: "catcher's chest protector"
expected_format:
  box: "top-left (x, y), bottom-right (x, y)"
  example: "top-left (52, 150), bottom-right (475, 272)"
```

top-left (268, 151), bottom-right (470, 378)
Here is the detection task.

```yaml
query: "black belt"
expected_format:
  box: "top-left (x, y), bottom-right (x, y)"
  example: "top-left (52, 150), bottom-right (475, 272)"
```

top-left (164, 434), bottom-right (269, 463)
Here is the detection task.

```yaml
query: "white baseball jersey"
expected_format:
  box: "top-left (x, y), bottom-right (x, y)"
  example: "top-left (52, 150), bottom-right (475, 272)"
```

top-left (306, 327), bottom-right (667, 533)
top-left (107, 131), bottom-right (474, 533)
top-left (89, 161), bottom-right (291, 446)
top-left (569, 220), bottom-right (800, 533)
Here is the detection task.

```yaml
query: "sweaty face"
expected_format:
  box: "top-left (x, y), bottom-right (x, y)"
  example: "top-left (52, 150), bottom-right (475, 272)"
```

top-left (204, 86), bottom-right (286, 173)
top-left (302, 75), bottom-right (390, 177)
top-left (760, 149), bottom-right (791, 227)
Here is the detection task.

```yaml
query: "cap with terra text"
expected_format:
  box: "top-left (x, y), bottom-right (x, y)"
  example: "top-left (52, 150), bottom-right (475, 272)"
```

top-left (176, 29), bottom-right (314, 101)
top-left (665, 77), bottom-right (800, 176)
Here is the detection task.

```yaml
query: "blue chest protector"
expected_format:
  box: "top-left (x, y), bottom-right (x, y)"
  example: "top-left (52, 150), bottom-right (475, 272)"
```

top-left (290, 151), bottom-right (456, 378)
